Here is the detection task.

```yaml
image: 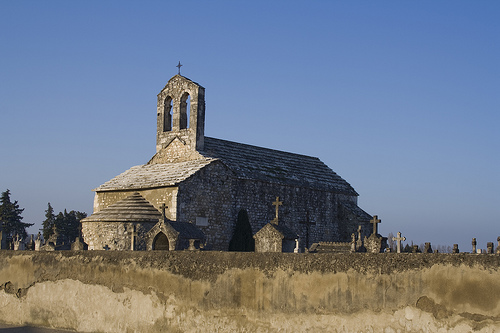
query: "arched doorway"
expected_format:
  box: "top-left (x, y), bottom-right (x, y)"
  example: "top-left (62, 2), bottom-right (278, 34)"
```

top-left (152, 232), bottom-right (169, 250)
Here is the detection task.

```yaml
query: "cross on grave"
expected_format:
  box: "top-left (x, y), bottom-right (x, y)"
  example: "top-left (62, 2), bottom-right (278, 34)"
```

top-left (160, 203), bottom-right (168, 220)
top-left (272, 197), bottom-right (283, 224)
top-left (129, 225), bottom-right (138, 251)
top-left (356, 225), bottom-right (363, 249)
top-left (370, 215), bottom-right (381, 235)
top-left (299, 211), bottom-right (316, 249)
top-left (392, 231), bottom-right (406, 253)
top-left (103, 244), bottom-right (110, 251)
top-left (176, 61), bottom-right (183, 75)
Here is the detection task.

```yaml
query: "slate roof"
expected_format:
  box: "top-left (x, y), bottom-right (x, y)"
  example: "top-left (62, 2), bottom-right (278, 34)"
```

top-left (201, 137), bottom-right (357, 195)
top-left (95, 157), bottom-right (217, 191)
top-left (81, 192), bottom-right (162, 222)
top-left (95, 137), bottom-right (357, 195)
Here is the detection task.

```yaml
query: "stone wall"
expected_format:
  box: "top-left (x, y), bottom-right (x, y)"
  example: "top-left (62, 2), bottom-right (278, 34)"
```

top-left (82, 222), bottom-right (155, 251)
top-left (179, 167), bottom-right (372, 251)
top-left (0, 251), bottom-right (499, 332)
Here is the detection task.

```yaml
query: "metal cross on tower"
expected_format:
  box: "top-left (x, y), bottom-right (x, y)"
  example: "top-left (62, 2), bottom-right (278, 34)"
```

top-left (176, 61), bottom-right (183, 75)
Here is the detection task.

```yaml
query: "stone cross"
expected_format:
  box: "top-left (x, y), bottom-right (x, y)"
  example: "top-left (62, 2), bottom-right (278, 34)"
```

top-left (176, 61), bottom-right (183, 75)
top-left (299, 211), bottom-right (315, 248)
top-left (356, 225), bottom-right (363, 249)
top-left (472, 238), bottom-right (477, 254)
top-left (487, 242), bottom-right (494, 254)
top-left (370, 215), bottom-right (381, 235)
top-left (392, 231), bottom-right (406, 253)
top-left (129, 225), bottom-right (137, 251)
top-left (272, 197), bottom-right (283, 224)
top-left (424, 242), bottom-right (433, 253)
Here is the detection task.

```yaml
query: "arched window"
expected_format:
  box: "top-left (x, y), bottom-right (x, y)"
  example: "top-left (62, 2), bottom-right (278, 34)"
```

top-left (163, 97), bottom-right (173, 132)
top-left (180, 92), bottom-right (191, 129)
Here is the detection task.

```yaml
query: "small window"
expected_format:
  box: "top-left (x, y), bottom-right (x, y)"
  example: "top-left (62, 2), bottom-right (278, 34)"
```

top-left (163, 97), bottom-right (173, 132)
top-left (180, 92), bottom-right (190, 129)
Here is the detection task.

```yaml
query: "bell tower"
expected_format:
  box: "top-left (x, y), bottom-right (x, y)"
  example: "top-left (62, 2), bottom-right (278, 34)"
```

top-left (156, 75), bottom-right (205, 153)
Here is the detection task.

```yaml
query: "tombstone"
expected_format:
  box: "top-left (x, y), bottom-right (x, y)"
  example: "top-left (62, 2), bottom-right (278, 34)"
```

top-left (472, 238), bottom-right (477, 254)
top-left (26, 235), bottom-right (35, 251)
top-left (13, 234), bottom-right (24, 251)
top-left (356, 225), bottom-right (365, 252)
top-left (412, 245), bottom-right (419, 253)
top-left (188, 239), bottom-right (197, 251)
top-left (293, 238), bottom-right (300, 253)
top-left (452, 244), bottom-right (459, 253)
top-left (424, 242), bottom-right (433, 253)
top-left (34, 233), bottom-right (42, 251)
top-left (487, 242), bottom-right (494, 254)
top-left (351, 233), bottom-right (356, 252)
top-left (103, 244), bottom-right (110, 251)
top-left (392, 231), bottom-right (406, 253)
top-left (497, 237), bottom-right (500, 255)
top-left (71, 237), bottom-right (87, 251)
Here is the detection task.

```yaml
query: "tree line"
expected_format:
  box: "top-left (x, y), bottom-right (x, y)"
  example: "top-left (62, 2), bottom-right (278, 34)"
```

top-left (0, 189), bottom-right (86, 245)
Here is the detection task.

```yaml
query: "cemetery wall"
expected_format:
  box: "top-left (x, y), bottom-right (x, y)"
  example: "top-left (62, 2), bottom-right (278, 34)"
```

top-left (0, 251), bottom-right (499, 332)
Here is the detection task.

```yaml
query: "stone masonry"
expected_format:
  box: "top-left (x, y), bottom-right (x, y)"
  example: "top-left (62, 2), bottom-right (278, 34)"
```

top-left (83, 74), bottom-right (372, 251)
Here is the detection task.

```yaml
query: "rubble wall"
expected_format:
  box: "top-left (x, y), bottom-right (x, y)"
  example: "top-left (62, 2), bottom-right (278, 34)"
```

top-left (0, 251), bottom-right (499, 332)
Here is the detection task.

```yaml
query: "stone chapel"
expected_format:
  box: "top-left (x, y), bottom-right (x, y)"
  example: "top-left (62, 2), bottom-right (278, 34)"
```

top-left (81, 74), bottom-right (372, 251)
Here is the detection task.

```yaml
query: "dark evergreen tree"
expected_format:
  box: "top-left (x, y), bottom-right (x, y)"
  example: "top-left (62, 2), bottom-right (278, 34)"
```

top-left (228, 209), bottom-right (255, 251)
top-left (0, 189), bottom-right (33, 239)
top-left (42, 202), bottom-right (55, 240)
top-left (50, 209), bottom-right (86, 244)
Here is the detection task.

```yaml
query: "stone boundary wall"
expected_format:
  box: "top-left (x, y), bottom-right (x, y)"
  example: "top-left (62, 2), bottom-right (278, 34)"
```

top-left (0, 251), bottom-right (499, 332)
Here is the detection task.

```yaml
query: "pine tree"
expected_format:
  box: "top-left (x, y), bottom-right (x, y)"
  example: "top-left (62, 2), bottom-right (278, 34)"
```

top-left (0, 189), bottom-right (33, 239)
top-left (42, 202), bottom-right (55, 240)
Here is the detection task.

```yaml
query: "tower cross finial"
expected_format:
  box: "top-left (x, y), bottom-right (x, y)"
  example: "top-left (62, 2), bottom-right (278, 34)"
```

top-left (176, 61), bottom-right (183, 75)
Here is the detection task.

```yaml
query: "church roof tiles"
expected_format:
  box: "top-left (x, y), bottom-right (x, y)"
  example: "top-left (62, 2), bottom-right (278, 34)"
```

top-left (95, 157), bottom-right (217, 191)
top-left (96, 137), bottom-right (356, 195)
top-left (201, 137), bottom-right (357, 195)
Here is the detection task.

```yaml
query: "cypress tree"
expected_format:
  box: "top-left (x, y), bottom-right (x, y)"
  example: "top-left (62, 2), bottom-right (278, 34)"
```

top-left (228, 209), bottom-right (255, 252)
top-left (42, 202), bottom-right (55, 240)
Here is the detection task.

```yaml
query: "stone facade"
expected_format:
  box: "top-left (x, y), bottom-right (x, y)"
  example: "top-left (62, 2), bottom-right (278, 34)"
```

top-left (83, 74), bottom-right (372, 251)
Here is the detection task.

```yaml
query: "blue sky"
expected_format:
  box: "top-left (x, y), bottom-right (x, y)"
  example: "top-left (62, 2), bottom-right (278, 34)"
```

top-left (1, 1), bottom-right (499, 251)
